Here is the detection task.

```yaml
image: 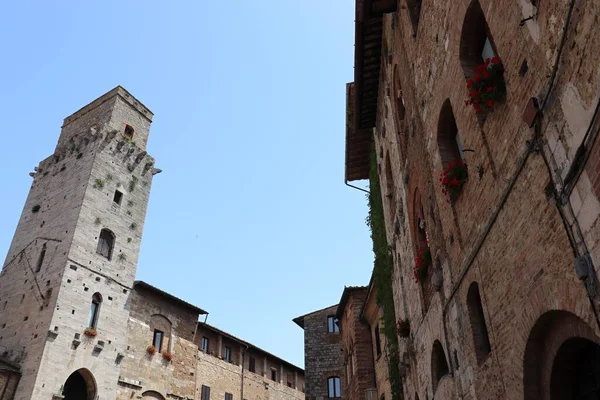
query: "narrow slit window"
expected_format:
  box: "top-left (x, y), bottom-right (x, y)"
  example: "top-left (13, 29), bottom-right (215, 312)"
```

top-left (153, 329), bottom-right (164, 352)
top-left (271, 368), bottom-right (277, 381)
top-left (35, 243), bottom-right (47, 273)
top-left (249, 356), bottom-right (256, 373)
top-left (88, 292), bottom-right (102, 328)
top-left (375, 325), bottom-right (382, 358)
top-left (224, 346), bottom-right (231, 363)
top-left (201, 336), bottom-right (209, 352)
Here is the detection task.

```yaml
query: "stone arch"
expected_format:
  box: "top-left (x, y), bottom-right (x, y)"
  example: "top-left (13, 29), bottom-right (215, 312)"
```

top-left (523, 310), bottom-right (600, 399)
top-left (431, 340), bottom-right (449, 394)
top-left (63, 368), bottom-right (97, 400)
top-left (437, 99), bottom-right (465, 169)
top-left (466, 282), bottom-right (491, 364)
top-left (459, 0), bottom-right (501, 80)
top-left (142, 390), bottom-right (166, 400)
top-left (150, 314), bottom-right (172, 353)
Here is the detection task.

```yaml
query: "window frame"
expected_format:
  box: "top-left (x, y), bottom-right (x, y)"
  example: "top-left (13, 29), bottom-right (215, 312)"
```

top-left (249, 356), bottom-right (256, 373)
top-left (327, 316), bottom-right (339, 333)
top-left (201, 336), bottom-right (209, 352)
top-left (87, 292), bottom-right (102, 329)
top-left (201, 385), bottom-right (211, 400)
top-left (153, 329), bottom-right (164, 352)
top-left (224, 346), bottom-right (232, 363)
top-left (97, 229), bottom-right (115, 260)
top-left (327, 376), bottom-right (341, 398)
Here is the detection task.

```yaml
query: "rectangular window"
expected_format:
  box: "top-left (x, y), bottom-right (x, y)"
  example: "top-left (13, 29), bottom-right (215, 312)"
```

top-left (271, 368), bottom-right (277, 382)
top-left (224, 346), bottom-right (231, 363)
top-left (287, 382), bottom-right (292, 388)
top-left (249, 356), bottom-right (256, 373)
top-left (153, 330), bottom-right (164, 352)
top-left (113, 190), bottom-right (123, 205)
top-left (328, 377), bottom-right (341, 398)
top-left (201, 336), bottom-right (209, 352)
top-left (201, 385), bottom-right (211, 400)
top-left (374, 325), bottom-right (382, 358)
top-left (225, 393), bottom-right (233, 400)
top-left (351, 351), bottom-right (355, 376)
top-left (327, 316), bottom-right (339, 333)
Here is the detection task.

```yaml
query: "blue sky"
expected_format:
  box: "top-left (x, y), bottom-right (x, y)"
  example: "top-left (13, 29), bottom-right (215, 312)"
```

top-left (0, 1), bottom-right (373, 368)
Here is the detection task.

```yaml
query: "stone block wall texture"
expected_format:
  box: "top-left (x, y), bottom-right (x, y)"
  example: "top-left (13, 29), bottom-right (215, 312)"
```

top-left (355, 0), bottom-right (600, 399)
top-left (300, 306), bottom-right (344, 400)
top-left (0, 86), bottom-right (305, 400)
top-left (338, 289), bottom-right (376, 400)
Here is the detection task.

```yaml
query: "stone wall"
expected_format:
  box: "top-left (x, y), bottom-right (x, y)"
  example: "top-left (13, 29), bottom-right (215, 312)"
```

top-left (299, 305), bottom-right (344, 400)
top-left (354, 0), bottom-right (600, 399)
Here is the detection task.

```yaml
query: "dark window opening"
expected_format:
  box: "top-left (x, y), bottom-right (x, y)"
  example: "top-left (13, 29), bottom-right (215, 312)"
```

top-left (271, 368), bottom-right (277, 382)
top-left (225, 393), bottom-right (233, 400)
top-left (224, 346), bottom-right (232, 363)
top-left (249, 356), bottom-right (256, 373)
top-left (153, 330), bottom-right (164, 352)
top-left (201, 336), bottom-right (209, 352)
top-left (437, 99), bottom-right (466, 169)
top-left (467, 282), bottom-right (491, 364)
top-left (113, 190), bottom-right (123, 205)
top-left (407, 0), bottom-right (423, 35)
top-left (88, 292), bottom-right (102, 328)
top-left (36, 244), bottom-right (47, 273)
top-left (375, 325), bottom-right (382, 358)
top-left (327, 316), bottom-right (339, 333)
top-left (97, 229), bottom-right (115, 260)
top-left (327, 377), bottom-right (341, 398)
top-left (124, 125), bottom-right (134, 140)
top-left (201, 385), bottom-right (211, 400)
top-left (459, 0), bottom-right (501, 80)
top-left (287, 382), bottom-right (292, 388)
top-left (432, 340), bottom-right (450, 393)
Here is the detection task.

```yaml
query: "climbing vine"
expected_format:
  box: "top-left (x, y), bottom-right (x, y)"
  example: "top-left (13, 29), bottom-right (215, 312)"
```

top-left (366, 145), bottom-right (404, 400)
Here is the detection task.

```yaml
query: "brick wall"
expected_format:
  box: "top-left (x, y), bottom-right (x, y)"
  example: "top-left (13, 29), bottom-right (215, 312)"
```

top-left (348, 0), bottom-right (600, 399)
top-left (338, 289), bottom-right (375, 400)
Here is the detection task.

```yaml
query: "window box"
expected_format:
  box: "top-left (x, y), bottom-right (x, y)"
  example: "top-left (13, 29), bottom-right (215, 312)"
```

top-left (83, 327), bottom-right (97, 337)
top-left (440, 160), bottom-right (468, 203)
top-left (464, 58), bottom-right (506, 113)
top-left (413, 243), bottom-right (431, 284)
top-left (162, 351), bottom-right (173, 362)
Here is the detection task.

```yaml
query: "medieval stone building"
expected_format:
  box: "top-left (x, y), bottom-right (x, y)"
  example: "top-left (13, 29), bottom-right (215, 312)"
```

top-left (0, 87), bottom-right (305, 400)
top-left (345, 0), bottom-right (600, 399)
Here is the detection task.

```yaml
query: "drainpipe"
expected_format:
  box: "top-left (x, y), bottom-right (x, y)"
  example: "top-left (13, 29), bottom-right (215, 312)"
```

top-left (345, 180), bottom-right (370, 194)
top-left (241, 344), bottom-right (249, 400)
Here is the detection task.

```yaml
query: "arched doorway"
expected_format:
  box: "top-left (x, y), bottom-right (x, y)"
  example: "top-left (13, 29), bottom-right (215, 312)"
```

top-left (142, 390), bottom-right (166, 400)
top-left (63, 368), bottom-right (96, 400)
top-left (550, 337), bottom-right (600, 399)
top-left (523, 310), bottom-right (600, 400)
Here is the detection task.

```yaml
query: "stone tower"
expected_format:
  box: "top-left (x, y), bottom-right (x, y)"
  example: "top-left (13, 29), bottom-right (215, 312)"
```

top-left (0, 86), bottom-right (157, 399)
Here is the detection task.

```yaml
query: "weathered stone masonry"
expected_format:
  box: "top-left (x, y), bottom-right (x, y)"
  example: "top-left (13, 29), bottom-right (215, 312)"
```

top-left (346, 0), bottom-right (600, 399)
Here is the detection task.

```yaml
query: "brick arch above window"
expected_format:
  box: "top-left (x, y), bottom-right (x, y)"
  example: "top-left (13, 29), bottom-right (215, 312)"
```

top-left (150, 314), bottom-right (172, 352)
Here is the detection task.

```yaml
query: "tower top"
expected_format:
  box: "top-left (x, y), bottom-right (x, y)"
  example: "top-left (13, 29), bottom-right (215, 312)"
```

top-left (57, 86), bottom-right (154, 152)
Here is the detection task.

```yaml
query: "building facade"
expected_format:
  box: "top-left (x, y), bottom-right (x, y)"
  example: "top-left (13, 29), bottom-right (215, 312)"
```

top-left (0, 87), bottom-right (304, 400)
top-left (346, 0), bottom-right (600, 399)
top-left (293, 306), bottom-right (344, 400)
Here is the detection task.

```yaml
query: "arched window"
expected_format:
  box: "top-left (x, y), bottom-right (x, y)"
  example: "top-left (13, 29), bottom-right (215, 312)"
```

top-left (385, 154), bottom-right (396, 220)
top-left (150, 314), bottom-right (172, 353)
top-left (406, 0), bottom-right (423, 35)
top-left (437, 99), bottom-right (465, 168)
top-left (459, 0), bottom-right (500, 79)
top-left (35, 243), bottom-right (47, 273)
top-left (88, 293), bottom-right (102, 329)
top-left (413, 189), bottom-right (427, 247)
top-left (124, 125), bottom-right (134, 141)
top-left (393, 66), bottom-right (405, 121)
top-left (327, 377), bottom-right (341, 398)
top-left (431, 340), bottom-right (449, 393)
top-left (97, 229), bottom-right (115, 260)
top-left (467, 282), bottom-right (491, 364)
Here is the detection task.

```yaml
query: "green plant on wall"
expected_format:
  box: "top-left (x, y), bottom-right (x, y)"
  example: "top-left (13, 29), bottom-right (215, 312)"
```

top-left (129, 222), bottom-right (137, 231)
top-left (105, 174), bottom-right (113, 182)
top-left (128, 176), bottom-right (138, 193)
top-left (117, 253), bottom-right (127, 262)
top-left (366, 145), bottom-right (404, 400)
top-left (93, 178), bottom-right (105, 190)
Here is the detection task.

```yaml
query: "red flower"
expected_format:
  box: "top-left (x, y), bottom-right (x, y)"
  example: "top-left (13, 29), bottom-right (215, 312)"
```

top-left (464, 100), bottom-right (470, 106)
top-left (485, 58), bottom-right (491, 65)
top-left (474, 105), bottom-right (482, 113)
top-left (474, 74), bottom-right (481, 82)
top-left (482, 70), bottom-right (489, 79)
top-left (469, 91), bottom-right (477, 98)
top-left (487, 86), bottom-right (494, 93)
top-left (492, 57), bottom-right (500, 64)
top-left (467, 79), bottom-right (474, 88)
top-left (487, 100), bottom-right (493, 108)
